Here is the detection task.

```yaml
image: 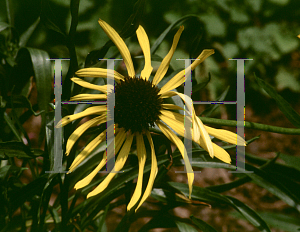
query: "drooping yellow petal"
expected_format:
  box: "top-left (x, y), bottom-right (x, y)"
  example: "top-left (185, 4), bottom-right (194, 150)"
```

top-left (98, 19), bottom-right (135, 78)
top-left (127, 132), bottom-right (147, 210)
top-left (69, 94), bottom-right (107, 101)
top-left (74, 152), bottom-right (107, 189)
top-left (157, 121), bottom-right (194, 198)
top-left (87, 132), bottom-right (134, 198)
top-left (135, 131), bottom-right (158, 211)
top-left (166, 91), bottom-right (214, 158)
top-left (74, 127), bottom-right (126, 190)
top-left (56, 105), bottom-right (107, 128)
top-left (159, 110), bottom-right (185, 136)
top-left (161, 103), bottom-right (184, 111)
top-left (152, 26), bottom-right (184, 86)
top-left (211, 142), bottom-right (231, 164)
top-left (136, 25), bottom-right (153, 80)
top-left (71, 77), bottom-right (109, 93)
top-left (75, 68), bottom-right (124, 81)
top-left (69, 130), bottom-right (107, 172)
top-left (159, 49), bottom-right (215, 94)
top-left (66, 114), bottom-right (107, 156)
top-left (204, 125), bottom-right (246, 146)
top-left (164, 91), bottom-right (201, 145)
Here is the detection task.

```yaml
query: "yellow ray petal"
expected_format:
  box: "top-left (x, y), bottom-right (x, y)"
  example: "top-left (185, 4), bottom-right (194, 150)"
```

top-left (204, 125), bottom-right (246, 146)
top-left (66, 114), bottom-right (107, 156)
top-left (135, 131), bottom-right (158, 211)
top-left (211, 142), bottom-right (231, 164)
top-left (56, 105), bottom-right (107, 128)
top-left (157, 121), bottom-right (194, 198)
top-left (159, 49), bottom-right (214, 94)
top-left (74, 127), bottom-right (126, 190)
top-left (71, 77), bottom-right (110, 93)
top-left (165, 91), bottom-right (214, 158)
top-left (75, 67), bottom-right (124, 81)
top-left (161, 103), bottom-right (184, 111)
top-left (164, 91), bottom-right (201, 144)
top-left (74, 152), bottom-right (107, 189)
top-left (98, 19), bottom-right (135, 78)
top-left (69, 94), bottom-right (107, 101)
top-left (136, 25), bottom-right (153, 80)
top-left (87, 132), bottom-right (134, 198)
top-left (152, 26), bottom-right (184, 86)
top-left (127, 132), bottom-right (147, 210)
top-left (69, 130), bottom-right (107, 172)
top-left (159, 110), bottom-right (191, 140)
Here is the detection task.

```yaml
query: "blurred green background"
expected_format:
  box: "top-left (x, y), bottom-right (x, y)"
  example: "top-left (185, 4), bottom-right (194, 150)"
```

top-left (1, 0), bottom-right (300, 118)
top-left (1, 0), bottom-right (300, 231)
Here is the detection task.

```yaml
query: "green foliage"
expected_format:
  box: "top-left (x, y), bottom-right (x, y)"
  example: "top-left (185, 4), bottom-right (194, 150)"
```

top-left (0, 0), bottom-right (299, 231)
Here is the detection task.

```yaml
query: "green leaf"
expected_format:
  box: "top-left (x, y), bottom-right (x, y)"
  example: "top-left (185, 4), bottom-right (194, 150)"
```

top-left (255, 74), bottom-right (300, 128)
top-left (190, 215), bottom-right (218, 232)
top-left (245, 163), bottom-right (300, 213)
top-left (0, 22), bottom-right (11, 32)
top-left (190, 157), bottom-right (300, 212)
top-left (0, 165), bottom-right (11, 180)
top-left (95, 204), bottom-right (109, 232)
top-left (279, 153), bottom-right (300, 172)
top-left (4, 112), bottom-right (22, 141)
top-left (167, 182), bottom-right (271, 232)
top-left (226, 196), bottom-right (270, 231)
top-left (19, 17), bottom-right (40, 47)
top-left (151, 15), bottom-right (200, 55)
top-left (7, 95), bottom-right (44, 116)
top-left (25, 47), bottom-right (52, 143)
top-left (258, 212), bottom-right (300, 232)
top-left (0, 141), bottom-right (39, 159)
top-left (40, 0), bottom-right (66, 37)
top-left (139, 213), bottom-right (177, 232)
top-left (175, 220), bottom-right (199, 232)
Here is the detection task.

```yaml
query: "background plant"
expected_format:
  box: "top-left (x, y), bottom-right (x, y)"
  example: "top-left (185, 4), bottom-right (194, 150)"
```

top-left (0, 0), bottom-right (300, 231)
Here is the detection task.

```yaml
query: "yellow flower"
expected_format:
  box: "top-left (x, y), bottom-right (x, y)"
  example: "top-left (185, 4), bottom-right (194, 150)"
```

top-left (57, 19), bottom-right (246, 212)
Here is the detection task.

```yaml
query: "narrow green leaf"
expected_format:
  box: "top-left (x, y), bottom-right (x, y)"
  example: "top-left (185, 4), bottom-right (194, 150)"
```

top-left (190, 215), bottom-right (218, 232)
top-left (0, 22), bottom-right (11, 32)
top-left (139, 213), bottom-right (177, 232)
top-left (45, 112), bottom-right (55, 172)
top-left (4, 112), bottom-right (22, 141)
top-left (0, 141), bottom-right (38, 159)
top-left (7, 95), bottom-right (44, 116)
top-left (258, 212), bottom-right (300, 232)
top-left (151, 15), bottom-right (199, 55)
top-left (244, 163), bottom-right (300, 212)
top-left (279, 152), bottom-right (300, 172)
top-left (226, 196), bottom-right (270, 231)
top-left (95, 205), bottom-right (109, 232)
top-left (168, 182), bottom-right (271, 232)
top-left (0, 165), bottom-right (11, 180)
top-left (40, 0), bottom-right (66, 37)
top-left (175, 220), bottom-right (199, 232)
top-left (19, 17), bottom-right (40, 47)
top-left (255, 74), bottom-right (300, 128)
top-left (190, 158), bottom-right (300, 212)
top-left (25, 47), bottom-right (52, 143)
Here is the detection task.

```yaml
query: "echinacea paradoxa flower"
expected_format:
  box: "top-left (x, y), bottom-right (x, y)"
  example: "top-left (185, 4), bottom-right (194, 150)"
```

top-left (57, 19), bottom-right (246, 212)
